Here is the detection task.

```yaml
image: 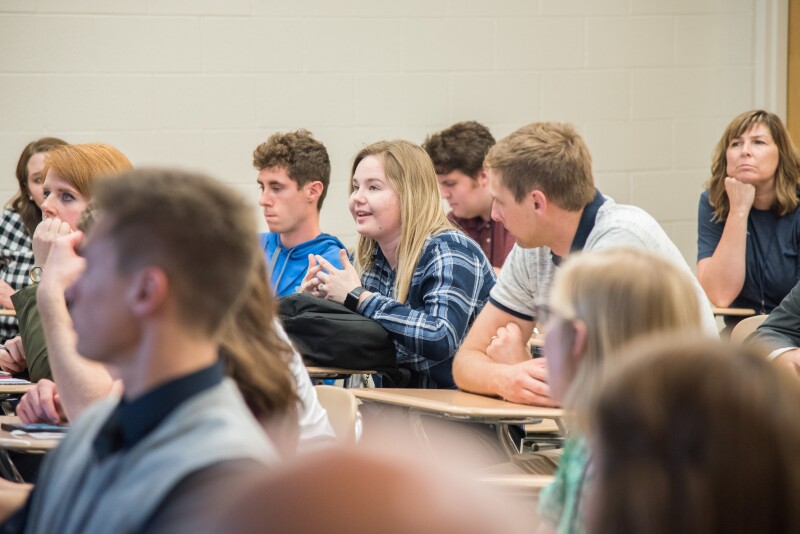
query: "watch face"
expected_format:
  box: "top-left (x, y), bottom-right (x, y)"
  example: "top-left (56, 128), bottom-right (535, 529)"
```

top-left (30, 267), bottom-right (43, 283)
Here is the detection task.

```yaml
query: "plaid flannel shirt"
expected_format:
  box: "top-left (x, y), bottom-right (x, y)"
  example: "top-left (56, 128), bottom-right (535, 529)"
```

top-left (358, 230), bottom-right (495, 389)
top-left (0, 210), bottom-right (34, 341)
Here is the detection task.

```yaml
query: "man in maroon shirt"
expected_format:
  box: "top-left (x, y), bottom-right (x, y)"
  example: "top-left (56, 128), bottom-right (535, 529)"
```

top-left (424, 121), bottom-right (514, 272)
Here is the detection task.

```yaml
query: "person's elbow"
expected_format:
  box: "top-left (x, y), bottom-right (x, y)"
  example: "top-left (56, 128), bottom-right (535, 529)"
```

top-left (701, 286), bottom-right (738, 308)
top-left (453, 336), bottom-right (481, 390)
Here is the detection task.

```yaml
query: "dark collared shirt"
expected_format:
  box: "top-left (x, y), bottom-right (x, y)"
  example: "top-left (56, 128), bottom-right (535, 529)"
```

top-left (94, 359), bottom-right (225, 459)
top-left (2, 360), bottom-right (226, 534)
top-left (551, 189), bottom-right (606, 266)
top-left (449, 213), bottom-right (515, 268)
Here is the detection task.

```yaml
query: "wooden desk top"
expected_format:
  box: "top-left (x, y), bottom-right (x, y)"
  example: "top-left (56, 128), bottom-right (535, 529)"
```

top-left (476, 473), bottom-right (554, 490)
top-left (351, 389), bottom-right (564, 423)
top-left (0, 383), bottom-right (33, 395)
top-left (0, 310), bottom-right (15, 317)
top-left (712, 307), bottom-right (756, 317)
top-left (307, 367), bottom-right (377, 378)
top-left (0, 416), bottom-right (61, 451)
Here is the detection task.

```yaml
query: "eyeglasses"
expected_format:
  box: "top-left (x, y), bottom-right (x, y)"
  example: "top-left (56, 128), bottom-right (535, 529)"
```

top-left (532, 302), bottom-right (571, 329)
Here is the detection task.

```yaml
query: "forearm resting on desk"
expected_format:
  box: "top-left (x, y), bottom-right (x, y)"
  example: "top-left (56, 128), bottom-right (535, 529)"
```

top-left (454, 349), bottom-right (556, 407)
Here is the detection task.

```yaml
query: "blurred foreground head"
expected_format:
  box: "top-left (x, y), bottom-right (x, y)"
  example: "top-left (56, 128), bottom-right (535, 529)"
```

top-left (213, 446), bottom-right (527, 534)
top-left (588, 336), bottom-right (800, 534)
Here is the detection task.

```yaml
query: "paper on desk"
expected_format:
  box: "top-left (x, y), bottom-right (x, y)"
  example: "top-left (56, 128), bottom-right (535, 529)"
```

top-left (0, 378), bottom-right (31, 384)
top-left (10, 430), bottom-right (64, 440)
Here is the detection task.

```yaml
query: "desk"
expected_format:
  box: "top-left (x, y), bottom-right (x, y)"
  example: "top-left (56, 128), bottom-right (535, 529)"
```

top-left (0, 416), bottom-right (60, 452)
top-left (712, 307), bottom-right (756, 317)
top-left (0, 383), bottom-right (33, 416)
top-left (0, 384), bottom-right (33, 396)
top-left (0, 310), bottom-right (15, 317)
top-left (352, 389), bottom-right (565, 457)
top-left (476, 473), bottom-right (554, 494)
top-left (307, 367), bottom-right (376, 388)
top-left (352, 389), bottom-right (563, 424)
top-left (0, 415), bottom-right (60, 483)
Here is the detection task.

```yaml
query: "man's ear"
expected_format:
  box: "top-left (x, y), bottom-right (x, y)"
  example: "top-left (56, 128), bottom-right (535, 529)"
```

top-left (127, 267), bottom-right (169, 317)
top-left (531, 189), bottom-right (548, 213)
top-left (305, 181), bottom-right (324, 204)
top-left (476, 169), bottom-right (489, 188)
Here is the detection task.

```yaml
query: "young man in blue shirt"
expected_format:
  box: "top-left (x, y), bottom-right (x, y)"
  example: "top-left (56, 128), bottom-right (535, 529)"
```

top-left (254, 130), bottom-right (347, 297)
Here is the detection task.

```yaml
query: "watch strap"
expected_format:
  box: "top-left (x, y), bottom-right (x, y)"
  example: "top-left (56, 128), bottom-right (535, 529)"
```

top-left (345, 286), bottom-right (366, 312)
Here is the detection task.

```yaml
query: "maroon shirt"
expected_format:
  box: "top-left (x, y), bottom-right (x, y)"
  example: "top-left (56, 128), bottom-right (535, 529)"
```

top-left (449, 213), bottom-right (515, 268)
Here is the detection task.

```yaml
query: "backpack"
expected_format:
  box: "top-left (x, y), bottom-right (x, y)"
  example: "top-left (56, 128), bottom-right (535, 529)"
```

top-left (278, 293), bottom-right (406, 386)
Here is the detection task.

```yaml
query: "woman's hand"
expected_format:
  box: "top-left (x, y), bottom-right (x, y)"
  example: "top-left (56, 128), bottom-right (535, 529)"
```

top-left (32, 218), bottom-right (72, 268)
top-left (724, 177), bottom-right (756, 216)
top-left (314, 250), bottom-right (362, 305)
top-left (0, 336), bottom-right (27, 374)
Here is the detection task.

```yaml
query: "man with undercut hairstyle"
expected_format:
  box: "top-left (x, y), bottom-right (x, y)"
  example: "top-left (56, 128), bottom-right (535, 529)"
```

top-left (254, 130), bottom-right (346, 297)
top-left (424, 121), bottom-right (514, 270)
top-left (0, 169), bottom-right (278, 533)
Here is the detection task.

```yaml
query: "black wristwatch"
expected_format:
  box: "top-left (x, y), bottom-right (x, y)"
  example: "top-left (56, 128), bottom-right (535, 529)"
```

top-left (345, 286), bottom-right (366, 312)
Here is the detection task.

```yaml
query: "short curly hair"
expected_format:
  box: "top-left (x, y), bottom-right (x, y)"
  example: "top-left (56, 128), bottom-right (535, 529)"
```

top-left (423, 121), bottom-right (495, 179)
top-left (252, 130), bottom-right (331, 210)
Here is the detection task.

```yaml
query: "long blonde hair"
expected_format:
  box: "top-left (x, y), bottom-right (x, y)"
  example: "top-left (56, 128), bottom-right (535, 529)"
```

top-left (350, 140), bottom-right (453, 303)
top-left (549, 248), bottom-right (703, 415)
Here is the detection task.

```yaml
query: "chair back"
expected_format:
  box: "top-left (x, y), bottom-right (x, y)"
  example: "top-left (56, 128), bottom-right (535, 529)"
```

top-left (730, 314), bottom-right (768, 345)
top-left (313, 385), bottom-right (362, 444)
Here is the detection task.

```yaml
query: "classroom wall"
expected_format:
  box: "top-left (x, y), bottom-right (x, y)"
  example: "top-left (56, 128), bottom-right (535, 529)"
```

top-left (0, 0), bottom-right (760, 265)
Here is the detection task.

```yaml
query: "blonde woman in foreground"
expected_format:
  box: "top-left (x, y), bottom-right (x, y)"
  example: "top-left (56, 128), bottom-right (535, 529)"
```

top-left (537, 247), bottom-right (706, 534)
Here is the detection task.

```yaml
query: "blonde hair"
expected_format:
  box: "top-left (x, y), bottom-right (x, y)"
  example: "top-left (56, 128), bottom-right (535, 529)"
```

top-left (549, 248), bottom-right (703, 415)
top-left (350, 140), bottom-right (454, 303)
top-left (706, 109), bottom-right (800, 221)
top-left (44, 143), bottom-right (133, 199)
top-left (484, 122), bottom-right (595, 210)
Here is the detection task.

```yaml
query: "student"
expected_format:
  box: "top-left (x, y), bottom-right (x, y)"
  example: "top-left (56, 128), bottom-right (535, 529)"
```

top-left (17, 243), bottom-right (336, 457)
top-left (588, 337), bottom-right (800, 534)
top-left (424, 121), bottom-right (514, 270)
top-left (697, 110), bottom-right (800, 329)
top-left (0, 143), bottom-right (132, 382)
top-left (535, 248), bottom-right (705, 533)
top-left (453, 122), bottom-right (717, 406)
top-left (0, 168), bottom-right (278, 532)
top-left (253, 130), bottom-right (346, 297)
top-left (301, 140), bottom-right (495, 388)
top-left (0, 137), bottom-right (68, 341)
top-left (743, 278), bottom-right (800, 372)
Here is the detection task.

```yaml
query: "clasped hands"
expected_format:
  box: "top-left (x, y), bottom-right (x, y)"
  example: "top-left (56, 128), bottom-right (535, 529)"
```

top-left (299, 249), bottom-right (361, 305)
top-left (488, 322), bottom-right (557, 407)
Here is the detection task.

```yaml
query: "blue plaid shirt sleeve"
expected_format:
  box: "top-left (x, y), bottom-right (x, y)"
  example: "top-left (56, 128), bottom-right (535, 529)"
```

top-left (0, 210), bottom-right (34, 340)
top-left (359, 231), bottom-right (495, 387)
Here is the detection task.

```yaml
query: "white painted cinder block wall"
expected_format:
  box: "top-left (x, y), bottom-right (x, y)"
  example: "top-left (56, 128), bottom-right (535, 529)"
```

top-left (0, 0), bottom-right (758, 266)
